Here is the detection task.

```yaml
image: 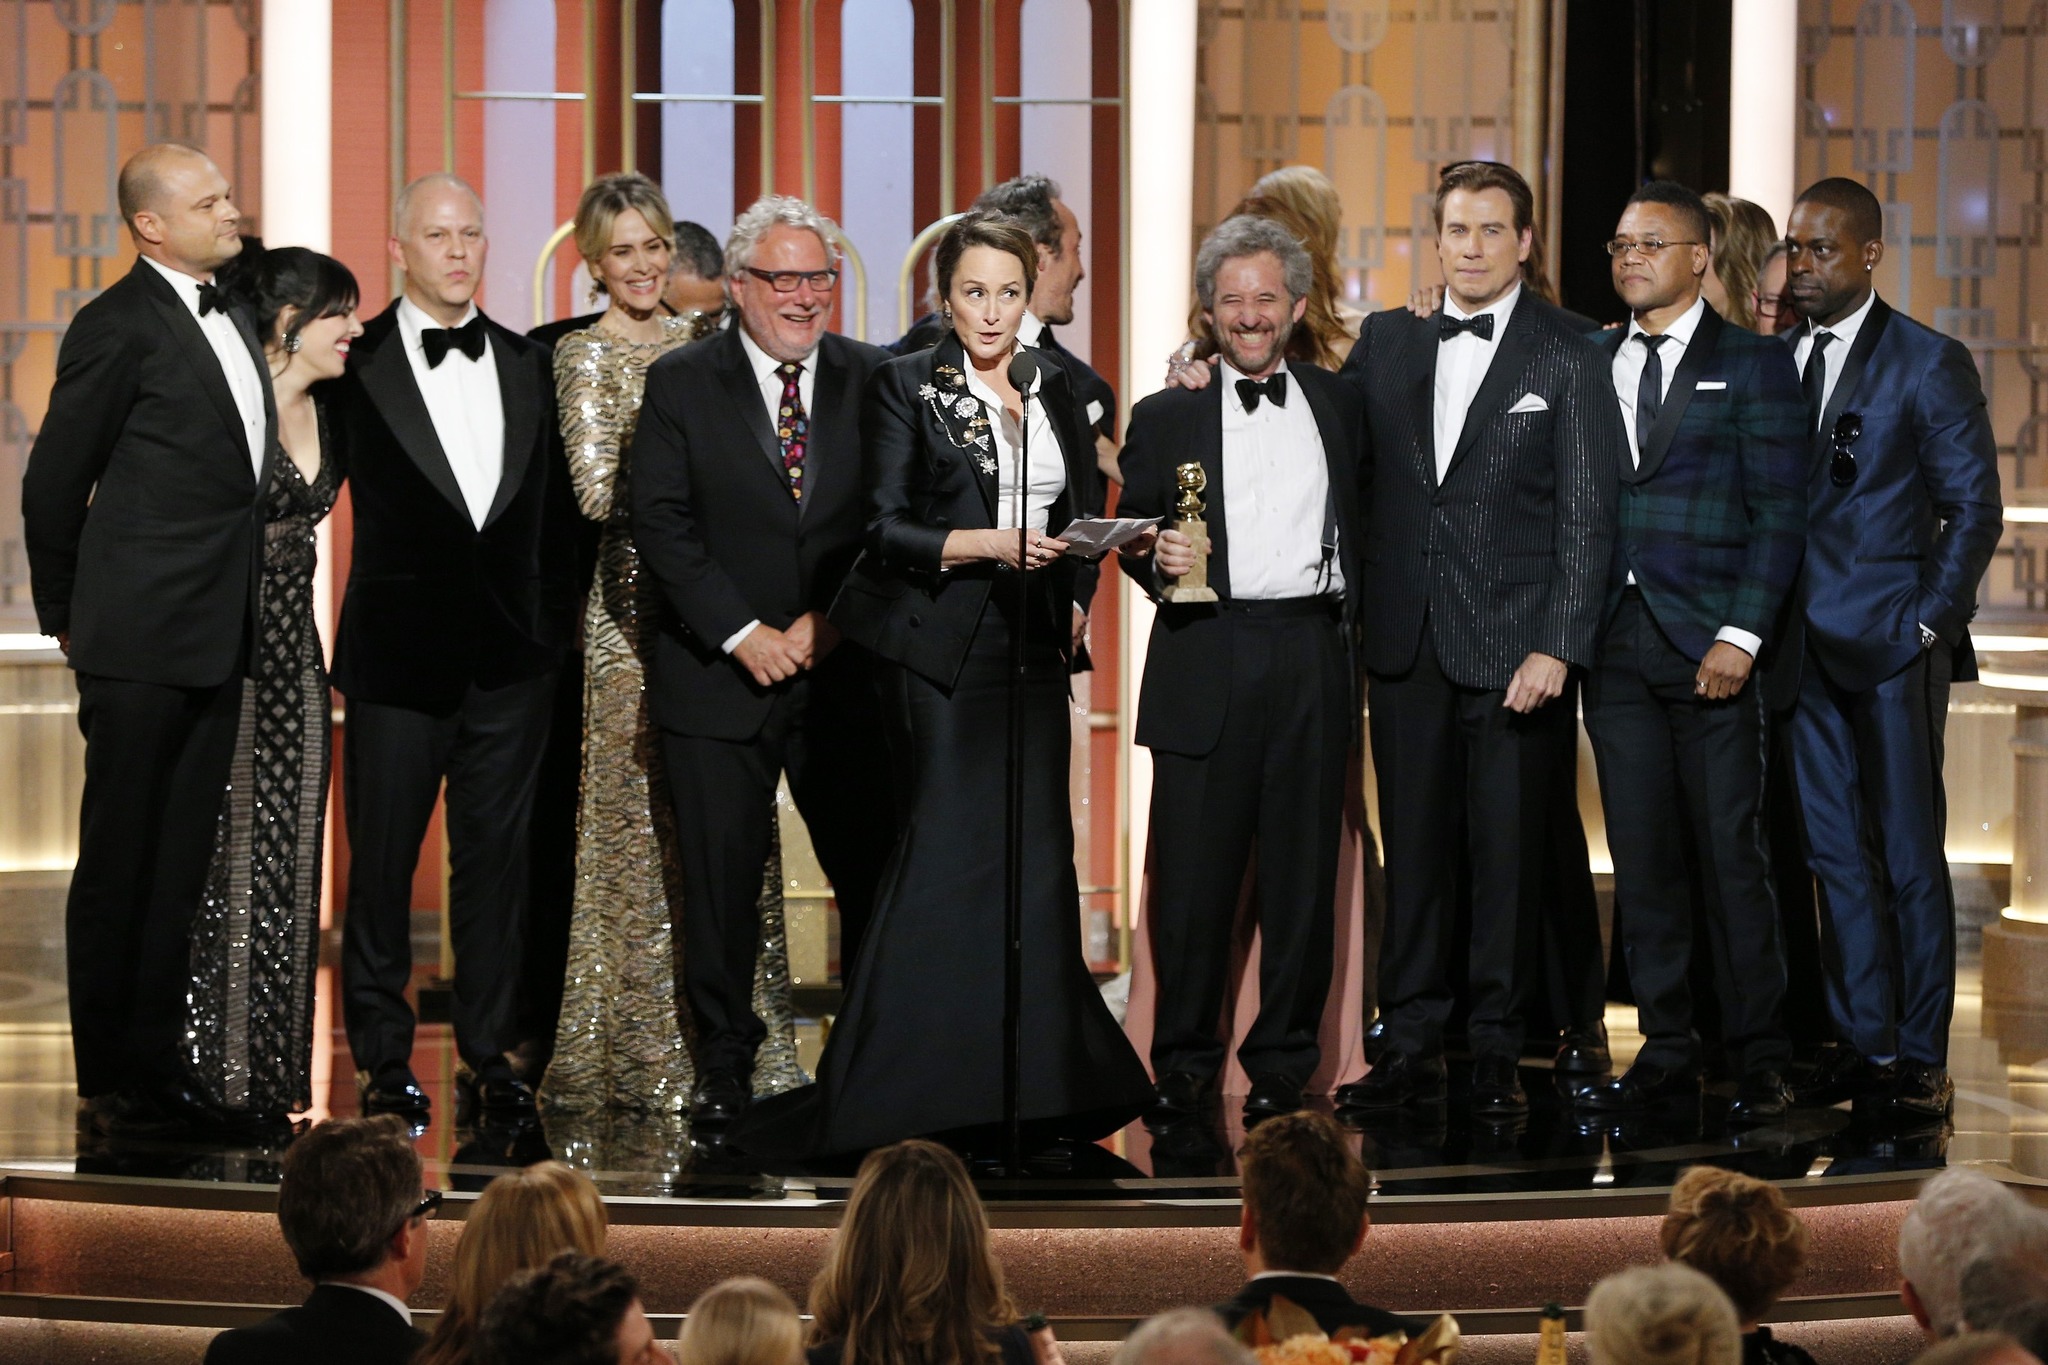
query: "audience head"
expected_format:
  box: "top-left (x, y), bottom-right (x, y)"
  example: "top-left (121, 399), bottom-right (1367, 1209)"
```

top-left (1586, 1263), bottom-right (1741, 1365)
top-left (1432, 161), bottom-right (1535, 313)
top-left (1659, 1165), bottom-right (1809, 1327)
top-left (1910, 1333), bottom-right (2044, 1365)
top-left (1701, 193), bottom-right (1777, 330)
top-left (276, 1115), bottom-right (434, 1299)
top-left (808, 1139), bottom-right (1017, 1365)
top-left (975, 173), bottom-right (1085, 327)
top-left (218, 243), bottom-right (364, 383)
top-left (934, 211), bottom-right (1040, 370)
top-left (574, 173), bottom-right (676, 321)
top-left (667, 220), bottom-right (729, 320)
top-left (678, 1277), bottom-right (804, 1365)
top-left (1752, 242), bottom-right (1796, 336)
top-left (1113, 1310), bottom-right (1256, 1365)
top-left (1237, 1110), bottom-right (1372, 1277)
top-left (1193, 214), bottom-right (1312, 382)
top-left (1786, 176), bottom-right (1884, 327)
top-left (118, 143), bottom-right (243, 276)
top-left (1899, 1170), bottom-right (2048, 1341)
top-left (477, 1250), bottom-right (658, 1365)
top-left (391, 172), bottom-right (488, 323)
top-left (726, 195), bottom-right (843, 363)
top-left (1962, 1249), bottom-right (2048, 1350)
top-left (418, 1161), bottom-right (610, 1365)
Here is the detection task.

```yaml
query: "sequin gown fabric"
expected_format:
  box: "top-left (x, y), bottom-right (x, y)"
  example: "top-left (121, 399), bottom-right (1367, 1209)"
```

top-left (542, 314), bottom-right (804, 1115)
top-left (187, 404), bottom-right (340, 1115)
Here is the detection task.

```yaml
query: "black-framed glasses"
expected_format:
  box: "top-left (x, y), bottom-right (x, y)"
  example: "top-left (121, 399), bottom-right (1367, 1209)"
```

top-left (1603, 238), bottom-right (1704, 259)
top-left (395, 1187), bottom-right (443, 1234)
top-left (742, 266), bottom-right (840, 293)
top-left (1830, 412), bottom-right (1863, 487)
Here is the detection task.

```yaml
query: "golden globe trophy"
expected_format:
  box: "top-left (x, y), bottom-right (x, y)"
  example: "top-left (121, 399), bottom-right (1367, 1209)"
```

top-left (1162, 461), bottom-right (1219, 603)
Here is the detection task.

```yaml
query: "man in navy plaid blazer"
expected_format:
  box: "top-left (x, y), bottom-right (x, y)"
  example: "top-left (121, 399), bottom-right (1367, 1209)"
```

top-left (1574, 182), bottom-right (1808, 1127)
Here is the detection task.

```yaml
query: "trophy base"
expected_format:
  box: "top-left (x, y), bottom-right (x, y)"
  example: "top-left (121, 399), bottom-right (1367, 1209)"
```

top-left (1161, 586), bottom-right (1220, 604)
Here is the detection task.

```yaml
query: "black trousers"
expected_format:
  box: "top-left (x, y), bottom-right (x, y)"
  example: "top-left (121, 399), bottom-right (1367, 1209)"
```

top-left (515, 651), bottom-right (587, 1059)
top-left (1147, 606), bottom-right (1350, 1086)
top-left (68, 671), bottom-right (244, 1097)
top-left (1584, 593), bottom-right (1790, 1074)
top-left (1370, 621), bottom-right (1575, 1060)
top-left (341, 672), bottom-right (556, 1076)
top-left (661, 646), bottom-right (897, 1078)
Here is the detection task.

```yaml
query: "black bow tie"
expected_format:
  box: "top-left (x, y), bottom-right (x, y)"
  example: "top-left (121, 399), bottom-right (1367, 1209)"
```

top-left (1236, 372), bottom-right (1288, 412)
top-left (421, 316), bottom-right (488, 368)
top-left (1438, 311), bottom-right (1495, 342)
top-left (196, 281), bottom-right (226, 317)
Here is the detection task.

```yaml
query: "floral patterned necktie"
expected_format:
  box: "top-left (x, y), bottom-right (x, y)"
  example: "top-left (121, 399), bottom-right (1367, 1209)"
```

top-left (775, 361), bottom-right (808, 501)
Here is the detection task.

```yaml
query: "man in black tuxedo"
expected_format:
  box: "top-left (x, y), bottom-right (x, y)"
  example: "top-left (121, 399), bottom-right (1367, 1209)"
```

top-left (334, 173), bottom-right (574, 1124)
top-left (1120, 215), bottom-right (1363, 1122)
top-left (1214, 1111), bottom-right (1423, 1338)
top-left (1334, 161), bottom-right (1623, 1119)
top-left (631, 195), bottom-right (898, 1126)
top-left (1575, 182), bottom-right (1808, 1125)
top-left (23, 143), bottom-right (274, 1136)
top-left (204, 1116), bottom-right (432, 1365)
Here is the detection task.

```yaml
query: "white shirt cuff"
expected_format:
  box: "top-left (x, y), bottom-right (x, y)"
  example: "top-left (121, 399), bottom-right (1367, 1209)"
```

top-left (721, 620), bottom-right (762, 654)
top-left (1715, 626), bottom-right (1763, 658)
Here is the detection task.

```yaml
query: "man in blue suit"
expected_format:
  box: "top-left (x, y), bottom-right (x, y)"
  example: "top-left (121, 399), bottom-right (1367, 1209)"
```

top-left (1778, 178), bottom-right (2002, 1119)
top-left (1576, 182), bottom-right (1809, 1125)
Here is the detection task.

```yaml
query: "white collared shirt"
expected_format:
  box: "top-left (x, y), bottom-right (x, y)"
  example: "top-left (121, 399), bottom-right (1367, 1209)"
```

top-left (1433, 283), bottom-right (1522, 483)
top-left (1793, 289), bottom-right (1878, 426)
top-left (1021, 309), bottom-right (1051, 349)
top-left (1219, 359), bottom-right (1343, 600)
top-left (1248, 1271), bottom-right (1345, 1286)
top-left (397, 296), bottom-right (504, 529)
top-left (965, 345), bottom-right (1066, 532)
top-left (143, 254), bottom-right (267, 480)
top-left (320, 1281), bottom-right (413, 1327)
top-left (721, 326), bottom-right (825, 654)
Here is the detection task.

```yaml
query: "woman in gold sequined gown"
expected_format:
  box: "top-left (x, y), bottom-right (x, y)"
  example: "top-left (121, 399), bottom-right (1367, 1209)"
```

top-left (541, 174), bottom-right (804, 1116)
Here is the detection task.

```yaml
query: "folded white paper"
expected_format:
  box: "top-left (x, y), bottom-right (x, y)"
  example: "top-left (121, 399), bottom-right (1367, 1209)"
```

top-left (1058, 515), bottom-right (1163, 555)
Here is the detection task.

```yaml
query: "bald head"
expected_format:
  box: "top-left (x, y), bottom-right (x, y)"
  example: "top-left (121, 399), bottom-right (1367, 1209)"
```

top-left (118, 143), bottom-right (212, 229)
top-left (118, 144), bottom-right (242, 277)
top-left (393, 173), bottom-right (484, 237)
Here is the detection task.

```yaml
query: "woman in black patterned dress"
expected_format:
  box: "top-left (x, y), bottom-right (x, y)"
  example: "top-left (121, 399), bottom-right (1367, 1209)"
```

top-left (185, 246), bottom-right (362, 1126)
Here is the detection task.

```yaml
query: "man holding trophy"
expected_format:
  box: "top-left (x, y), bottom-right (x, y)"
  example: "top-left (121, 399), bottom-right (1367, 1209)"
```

top-left (1116, 215), bottom-right (1367, 1125)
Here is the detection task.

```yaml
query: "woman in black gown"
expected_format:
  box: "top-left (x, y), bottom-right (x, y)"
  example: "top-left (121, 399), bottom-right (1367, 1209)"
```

top-left (734, 213), bottom-right (1151, 1159)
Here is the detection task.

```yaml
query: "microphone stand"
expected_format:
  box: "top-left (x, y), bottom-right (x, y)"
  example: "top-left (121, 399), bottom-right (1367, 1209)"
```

top-left (1001, 348), bottom-right (1038, 1180)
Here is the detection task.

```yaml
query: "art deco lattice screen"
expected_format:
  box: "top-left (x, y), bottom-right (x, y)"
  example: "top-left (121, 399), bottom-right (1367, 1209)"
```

top-left (0, 0), bottom-right (261, 633)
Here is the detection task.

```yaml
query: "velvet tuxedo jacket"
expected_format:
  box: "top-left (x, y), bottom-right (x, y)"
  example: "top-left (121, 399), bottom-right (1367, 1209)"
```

top-left (331, 300), bottom-right (574, 715)
top-left (1115, 364), bottom-right (1366, 756)
top-left (23, 259), bottom-right (277, 687)
top-left (1339, 294), bottom-right (1624, 689)
top-left (631, 325), bottom-right (892, 739)
top-left (1591, 303), bottom-right (1808, 664)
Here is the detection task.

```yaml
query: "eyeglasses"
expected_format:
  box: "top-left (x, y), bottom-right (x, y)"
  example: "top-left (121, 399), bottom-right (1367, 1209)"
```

top-left (742, 266), bottom-right (840, 293)
top-left (391, 1187), bottom-right (443, 1238)
top-left (1830, 412), bottom-right (1863, 488)
top-left (1752, 292), bottom-right (1794, 318)
top-left (1604, 238), bottom-right (1704, 259)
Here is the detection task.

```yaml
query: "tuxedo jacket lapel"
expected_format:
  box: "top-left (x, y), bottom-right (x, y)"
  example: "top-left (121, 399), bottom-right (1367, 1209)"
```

top-left (803, 336), bottom-right (861, 519)
top-left (1811, 296), bottom-right (1891, 472)
top-left (1442, 296), bottom-right (1538, 484)
top-left (1194, 379), bottom-right (1230, 599)
top-left (1631, 305), bottom-right (1722, 484)
top-left (714, 327), bottom-right (789, 490)
top-left (482, 318), bottom-right (537, 527)
top-left (141, 274), bottom-right (257, 485)
top-left (229, 304), bottom-right (280, 500)
top-left (1406, 313), bottom-right (1440, 487)
top-left (356, 307), bottom-right (470, 516)
top-left (928, 332), bottom-right (1000, 521)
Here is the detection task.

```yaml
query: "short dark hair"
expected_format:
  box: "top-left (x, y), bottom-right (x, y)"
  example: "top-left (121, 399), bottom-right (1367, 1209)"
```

top-left (217, 240), bottom-right (361, 353)
top-left (934, 210), bottom-right (1039, 301)
top-left (973, 174), bottom-right (1064, 256)
top-left (478, 1251), bottom-right (640, 1365)
top-left (671, 220), bottom-right (725, 280)
top-left (276, 1116), bottom-right (423, 1280)
top-left (1625, 181), bottom-right (1713, 248)
top-left (1794, 176), bottom-right (1884, 243)
top-left (1238, 1111), bottom-right (1372, 1275)
top-left (1433, 160), bottom-right (1535, 235)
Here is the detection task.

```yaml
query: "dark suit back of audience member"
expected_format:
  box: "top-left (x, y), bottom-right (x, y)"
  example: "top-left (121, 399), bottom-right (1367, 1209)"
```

top-left (205, 1283), bottom-right (426, 1365)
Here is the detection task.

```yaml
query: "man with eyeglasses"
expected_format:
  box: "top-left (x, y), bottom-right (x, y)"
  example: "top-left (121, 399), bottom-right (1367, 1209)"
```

top-left (632, 195), bottom-right (899, 1128)
top-left (1573, 181), bottom-right (1807, 1126)
top-left (1773, 177), bottom-right (2001, 1121)
top-left (204, 1115), bottom-right (435, 1364)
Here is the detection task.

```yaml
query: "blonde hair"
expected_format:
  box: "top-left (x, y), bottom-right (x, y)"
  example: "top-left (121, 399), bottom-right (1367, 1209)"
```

top-left (416, 1162), bottom-right (609, 1365)
top-left (1703, 193), bottom-right (1777, 331)
top-left (573, 172), bottom-right (676, 274)
top-left (807, 1140), bottom-right (1017, 1365)
top-left (1190, 166), bottom-right (1353, 370)
top-left (1660, 1166), bottom-right (1809, 1323)
top-left (1586, 1263), bottom-right (1741, 1365)
top-left (681, 1277), bottom-right (804, 1365)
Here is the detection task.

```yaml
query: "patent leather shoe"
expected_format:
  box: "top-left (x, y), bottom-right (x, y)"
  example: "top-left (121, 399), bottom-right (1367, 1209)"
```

top-left (1335, 1052), bottom-right (1447, 1110)
top-left (464, 1062), bottom-right (538, 1120)
top-left (1470, 1053), bottom-right (1529, 1117)
top-left (1725, 1069), bottom-right (1794, 1127)
top-left (690, 1070), bottom-right (751, 1125)
top-left (1243, 1074), bottom-right (1304, 1119)
top-left (1553, 1021), bottom-right (1611, 1075)
top-left (1576, 1061), bottom-right (1701, 1112)
top-left (361, 1068), bottom-right (432, 1122)
top-left (1887, 1060), bottom-right (1955, 1118)
top-left (1795, 1043), bottom-right (1885, 1106)
top-left (1147, 1070), bottom-right (1212, 1126)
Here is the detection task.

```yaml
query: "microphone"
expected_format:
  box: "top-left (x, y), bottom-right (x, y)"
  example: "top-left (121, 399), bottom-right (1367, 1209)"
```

top-left (1006, 350), bottom-right (1039, 395)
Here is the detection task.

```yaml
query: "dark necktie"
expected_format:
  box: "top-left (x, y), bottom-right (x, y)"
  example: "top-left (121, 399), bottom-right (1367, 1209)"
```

top-left (421, 315), bottom-right (488, 368)
top-left (196, 281), bottom-right (226, 317)
top-left (1802, 329), bottom-right (1834, 428)
top-left (1235, 372), bottom-right (1288, 413)
top-left (1635, 333), bottom-right (1668, 457)
top-left (775, 362), bottom-right (809, 501)
top-left (1438, 311), bottom-right (1495, 342)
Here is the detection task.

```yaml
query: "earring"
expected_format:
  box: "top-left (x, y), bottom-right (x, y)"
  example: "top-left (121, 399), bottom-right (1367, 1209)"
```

top-left (283, 333), bottom-right (301, 354)
top-left (589, 282), bottom-right (605, 304)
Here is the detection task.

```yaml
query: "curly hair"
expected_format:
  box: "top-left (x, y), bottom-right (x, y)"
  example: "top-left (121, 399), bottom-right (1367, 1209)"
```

top-left (1660, 1166), bottom-right (1809, 1323)
top-left (1587, 1263), bottom-right (1741, 1365)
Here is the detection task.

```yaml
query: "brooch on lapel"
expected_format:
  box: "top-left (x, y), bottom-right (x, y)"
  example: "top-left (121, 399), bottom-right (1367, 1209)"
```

top-left (920, 364), bottom-right (997, 476)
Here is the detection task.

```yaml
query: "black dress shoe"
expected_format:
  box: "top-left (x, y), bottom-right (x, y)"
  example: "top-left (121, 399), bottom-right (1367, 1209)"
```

top-left (1147, 1070), bottom-right (1213, 1126)
top-left (690, 1070), bottom-right (751, 1125)
top-left (1470, 1053), bottom-right (1529, 1117)
top-left (361, 1068), bottom-right (432, 1121)
top-left (1795, 1043), bottom-right (1882, 1106)
top-left (1725, 1069), bottom-right (1794, 1127)
top-left (1335, 1052), bottom-right (1447, 1110)
top-left (464, 1062), bottom-right (538, 1119)
top-left (1554, 1021), bottom-right (1611, 1075)
top-left (1576, 1061), bottom-right (1701, 1112)
top-left (1887, 1060), bottom-right (1955, 1118)
top-left (1243, 1075), bottom-right (1304, 1118)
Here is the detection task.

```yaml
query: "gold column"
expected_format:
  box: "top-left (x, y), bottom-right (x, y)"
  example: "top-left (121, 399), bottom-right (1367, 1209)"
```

top-left (389, 0), bottom-right (408, 298)
top-left (1510, 0), bottom-right (1548, 210)
top-left (621, 0), bottom-right (638, 170)
top-left (441, 0), bottom-right (455, 170)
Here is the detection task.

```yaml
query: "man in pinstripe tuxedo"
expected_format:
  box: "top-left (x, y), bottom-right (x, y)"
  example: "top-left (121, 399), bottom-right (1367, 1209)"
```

top-left (1333, 161), bottom-right (1625, 1119)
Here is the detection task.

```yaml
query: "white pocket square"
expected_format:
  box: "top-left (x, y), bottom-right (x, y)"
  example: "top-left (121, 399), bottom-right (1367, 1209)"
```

top-left (1086, 399), bottom-right (1106, 425)
top-left (1696, 380), bottom-right (1728, 390)
top-left (1507, 393), bottom-right (1549, 414)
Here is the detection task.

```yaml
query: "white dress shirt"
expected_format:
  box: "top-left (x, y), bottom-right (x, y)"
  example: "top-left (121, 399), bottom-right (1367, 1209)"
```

top-left (1610, 296), bottom-right (1761, 658)
top-left (1792, 288), bottom-right (1877, 424)
top-left (321, 1281), bottom-right (413, 1326)
top-left (1219, 359), bottom-right (1344, 600)
top-left (397, 297), bottom-right (504, 529)
top-left (143, 254), bottom-right (267, 480)
top-left (1433, 283), bottom-right (1522, 483)
top-left (722, 327), bottom-right (825, 654)
top-left (965, 346), bottom-right (1066, 532)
